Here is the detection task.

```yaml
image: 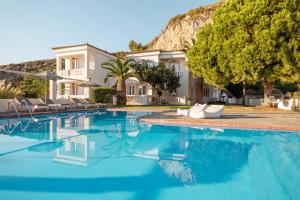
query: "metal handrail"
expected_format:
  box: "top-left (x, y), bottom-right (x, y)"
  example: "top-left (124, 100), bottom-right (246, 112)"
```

top-left (7, 100), bottom-right (20, 118)
top-left (6, 119), bottom-right (21, 135)
top-left (20, 100), bottom-right (33, 118)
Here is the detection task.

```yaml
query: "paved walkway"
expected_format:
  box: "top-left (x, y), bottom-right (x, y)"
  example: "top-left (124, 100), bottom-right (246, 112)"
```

top-left (108, 107), bottom-right (300, 132)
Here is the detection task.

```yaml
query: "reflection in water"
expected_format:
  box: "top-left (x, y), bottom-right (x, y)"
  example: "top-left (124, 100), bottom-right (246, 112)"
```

top-left (0, 111), bottom-right (299, 200)
top-left (0, 111), bottom-right (253, 184)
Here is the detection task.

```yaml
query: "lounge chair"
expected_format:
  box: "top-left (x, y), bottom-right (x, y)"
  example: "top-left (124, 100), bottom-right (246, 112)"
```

top-left (15, 98), bottom-right (49, 112)
top-left (55, 98), bottom-right (83, 110)
top-left (177, 103), bottom-right (196, 116)
top-left (190, 105), bottom-right (224, 119)
top-left (40, 98), bottom-right (71, 111)
top-left (70, 98), bottom-right (96, 109)
top-left (177, 103), bottom-right (207, 117)
top-left (82, 98), bottom-right (107, 108)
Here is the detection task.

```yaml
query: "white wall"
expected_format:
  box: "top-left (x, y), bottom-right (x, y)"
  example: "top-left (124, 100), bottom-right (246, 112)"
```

top-left (127, 52), bottom-right (160, 65)
top-left (0, 99), bottom-right (20, 113)
top-left (53, 45), bottom-right (117, 99)
top-left (87, 47), bottom-right (115, 87)
top-left (128, 52), bottom-right (190, 98)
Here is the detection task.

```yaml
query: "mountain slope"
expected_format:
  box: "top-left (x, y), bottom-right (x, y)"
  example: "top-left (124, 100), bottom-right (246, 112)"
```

top-left (145, 2), bottom-right (222, 51)
top-left (0, 59), bottom-right (56, 82)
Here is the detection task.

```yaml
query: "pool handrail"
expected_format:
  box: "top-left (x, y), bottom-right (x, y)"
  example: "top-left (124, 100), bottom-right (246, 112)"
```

top-left (21, 99), bottom-right (33, 118)
top-left (7, 100), bottom-right (20, 118)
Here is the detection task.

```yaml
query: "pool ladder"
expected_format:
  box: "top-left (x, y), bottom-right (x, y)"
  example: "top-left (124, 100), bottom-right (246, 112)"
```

top-left (20, 100), bottom-right (33, 118)
top-left (7, 100), bottom-right (20, 118)
top-left (5, 117), bottom-right (39, 135)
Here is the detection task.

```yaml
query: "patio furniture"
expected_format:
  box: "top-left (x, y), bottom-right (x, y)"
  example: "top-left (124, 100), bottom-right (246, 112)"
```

top-left (190, 105), bottom-right (224, 119)
top-left (55, 99), bottom-right (83, 110)
top-left (177, 103), bottom-right (207, 117)
top-left (41, 98), bottom-right (71, 111)
top-left (82, 98), bottom-right (107, 108)
top-left (71, 98), bottom-right (96, 109)
top-left (15, 98), bottom-right (49, 112)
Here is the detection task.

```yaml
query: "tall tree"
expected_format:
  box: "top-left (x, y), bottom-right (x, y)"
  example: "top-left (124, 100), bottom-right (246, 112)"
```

top-left (186, 0), bottom-right (300, 105)
top-left (101, 58), bottom-right (135, 105)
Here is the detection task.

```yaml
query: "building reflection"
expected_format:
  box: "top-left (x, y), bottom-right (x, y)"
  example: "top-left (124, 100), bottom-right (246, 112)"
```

top-left (54, 115), bottom-right (95, 167)
top-left (0, 111), bottom-right (255, 185)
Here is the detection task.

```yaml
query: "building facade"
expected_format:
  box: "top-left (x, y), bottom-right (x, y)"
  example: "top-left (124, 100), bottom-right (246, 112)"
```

top-left (50, 44), bottom-right (116, 100)
top-left (50, 44), bottom-right (220, 105)
top-left (126, 50), bottom-right (220, 105)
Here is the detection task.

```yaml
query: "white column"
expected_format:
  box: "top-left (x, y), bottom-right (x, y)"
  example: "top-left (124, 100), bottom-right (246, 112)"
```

top-left (49, 80), bottom-right (57, 100)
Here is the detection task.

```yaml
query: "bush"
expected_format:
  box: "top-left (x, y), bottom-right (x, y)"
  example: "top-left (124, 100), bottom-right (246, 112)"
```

top-left (0, 85), bottom-right (22, 98)
top-left (20, 79), bottom-right (47, 98)
top-left (91, 87), bottom-right (117, 103)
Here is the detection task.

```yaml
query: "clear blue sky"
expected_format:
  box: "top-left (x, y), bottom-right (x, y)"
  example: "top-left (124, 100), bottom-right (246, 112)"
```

top-left (0, 0), bottom-right (216, 64)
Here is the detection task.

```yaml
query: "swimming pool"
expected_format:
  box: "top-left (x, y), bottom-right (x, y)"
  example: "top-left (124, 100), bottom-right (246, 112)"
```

top-left (0, 111), bottom-right (299, 200)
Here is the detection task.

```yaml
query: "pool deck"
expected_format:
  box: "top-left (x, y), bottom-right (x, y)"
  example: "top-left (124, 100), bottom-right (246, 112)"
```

top-left (108, 107), bottom-right (300, 132)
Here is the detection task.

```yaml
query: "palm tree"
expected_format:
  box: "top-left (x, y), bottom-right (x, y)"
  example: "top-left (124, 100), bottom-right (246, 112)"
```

top-left (101, 58), bottom-right (135, 104)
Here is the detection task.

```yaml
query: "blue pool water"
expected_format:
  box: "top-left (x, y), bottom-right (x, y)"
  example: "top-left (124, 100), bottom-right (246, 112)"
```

top-left (0, 111), bottom-right (299, 200)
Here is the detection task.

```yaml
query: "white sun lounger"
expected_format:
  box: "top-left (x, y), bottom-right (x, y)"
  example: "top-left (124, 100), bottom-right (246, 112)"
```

top-left (177, 103), bottom-right (207, 117)
top-left (190, 105), bottom-right (224, 119)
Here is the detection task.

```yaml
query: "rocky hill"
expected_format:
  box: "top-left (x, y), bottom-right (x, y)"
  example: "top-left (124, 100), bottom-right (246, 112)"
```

top-left (0, 59), bottom-right (56, 82)
top-left (0, 1), bottom-right (223, 83)
top-left (145, 2), bottom-right (222, 51)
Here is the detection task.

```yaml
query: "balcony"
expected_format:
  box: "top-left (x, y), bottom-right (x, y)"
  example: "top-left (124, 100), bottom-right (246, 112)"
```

top-left (58, 69), bottom-right (84, 77)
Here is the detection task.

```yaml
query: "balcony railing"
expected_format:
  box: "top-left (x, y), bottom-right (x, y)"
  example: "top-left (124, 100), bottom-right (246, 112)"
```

top-left (58, 69), bottom-right (84, 77)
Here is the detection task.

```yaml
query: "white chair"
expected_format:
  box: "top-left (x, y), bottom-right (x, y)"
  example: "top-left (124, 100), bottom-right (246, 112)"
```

top-left (189, 104), bottom-right (207, 118)
top-left (177, 104), bottom-right (201, 116)
top-left (177, 103), bottom-right (207, 117)
top-left (190, 105), bottom-right (224, 119)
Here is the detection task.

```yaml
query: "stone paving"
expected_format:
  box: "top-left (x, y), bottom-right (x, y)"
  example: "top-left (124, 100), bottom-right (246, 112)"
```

top-left (108, 107), bottom-right (300, 132)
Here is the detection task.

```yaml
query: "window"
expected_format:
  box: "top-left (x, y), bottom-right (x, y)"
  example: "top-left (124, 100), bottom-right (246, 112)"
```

top-left (71, 59), bottom-right (80, 69)
top-left (177, 72), bottom-right (183, 78)
top-left (89, 55), bottom-right (95, 70)
top-left (60, 58), bottom-right (65, 70)
top-left (138, 85), bottom-right (147, 95)
top-left (204, 87), bottom-right (210, 97)
top-left (128, 85), bottom-right (135, 95)
top-left (60, 83), bottom-right (65, 95)
top-left (171, 63), bottom-right (179, 71)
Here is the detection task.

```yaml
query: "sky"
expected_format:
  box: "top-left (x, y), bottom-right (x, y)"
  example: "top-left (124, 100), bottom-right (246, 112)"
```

top-left (0, 0), bottom-right (216, 65)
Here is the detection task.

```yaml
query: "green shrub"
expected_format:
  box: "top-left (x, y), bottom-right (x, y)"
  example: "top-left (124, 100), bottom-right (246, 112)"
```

top-left (0, 85), bottom-right (23, 98)
top-left (20, 79), bottom-right (47, 98)
top-left (91, 87), bottom-right (117, 103)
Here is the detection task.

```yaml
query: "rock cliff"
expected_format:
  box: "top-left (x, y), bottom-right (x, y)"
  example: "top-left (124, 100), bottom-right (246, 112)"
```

top-left (145, 2), bottom-right (222, 51)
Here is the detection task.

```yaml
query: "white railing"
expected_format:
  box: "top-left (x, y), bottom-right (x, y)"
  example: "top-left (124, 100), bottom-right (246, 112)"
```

top-left (126, 95), bottom-right (189, 105)
top-left (165, 96), bottom-right (187, 105)
top-left (57, 69), bottom-right (84, 77)
top-left (126, 96), bottom-right (152, 105)
top-left (58, 70), bottom-right (67, 76)
top-left (69, 69), bottom-right (83, 76)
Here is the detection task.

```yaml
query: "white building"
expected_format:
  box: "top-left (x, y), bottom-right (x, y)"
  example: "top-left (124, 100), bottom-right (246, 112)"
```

top-left (126, 50), bottom-right (220, 105)
top-left (50, 44), bottom-right (220, 105)
top-left (49, 43), bottom-right (116, 100)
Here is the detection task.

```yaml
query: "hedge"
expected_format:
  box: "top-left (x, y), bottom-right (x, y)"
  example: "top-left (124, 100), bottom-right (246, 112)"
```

top-left (91, 87), bottom-right (117, 103)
